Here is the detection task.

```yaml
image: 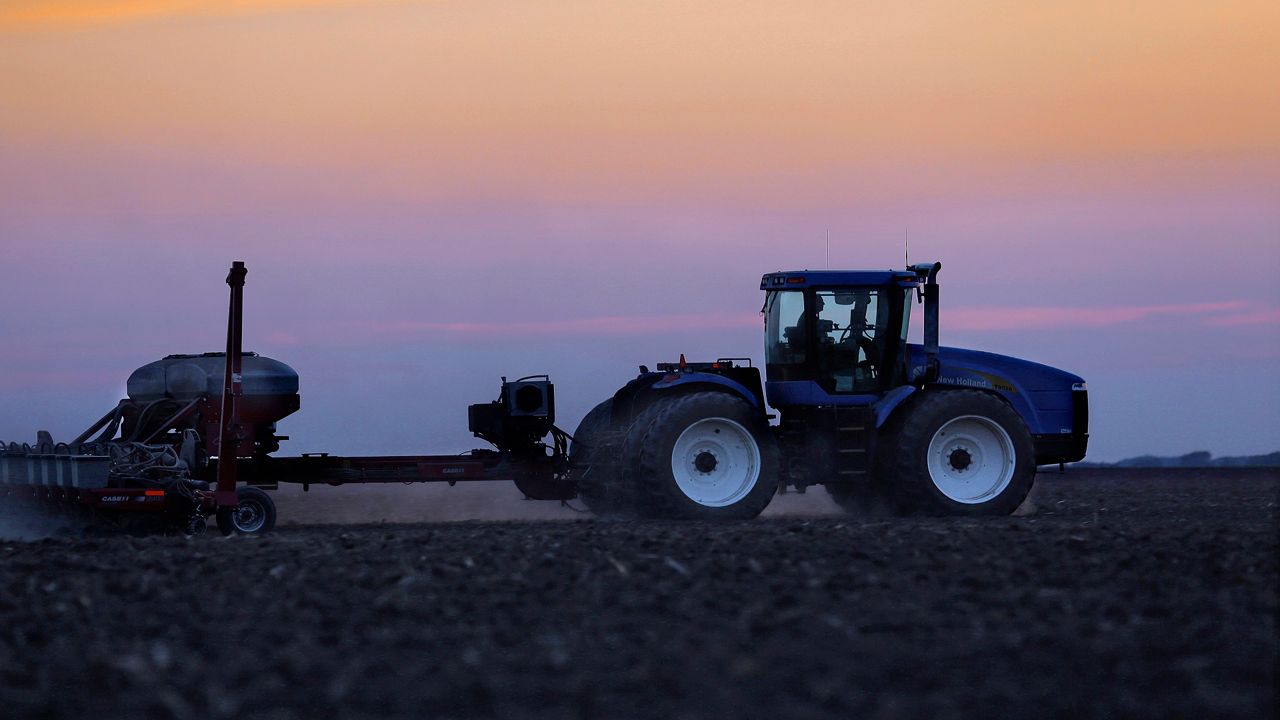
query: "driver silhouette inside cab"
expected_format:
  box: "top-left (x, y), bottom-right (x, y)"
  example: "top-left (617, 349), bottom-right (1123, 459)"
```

top-left (834, 292), bottom-right (880, 357)
top-left (783, 294), bottom-right (840, 351)
top-left (784, 292), bottom-right (882, 392)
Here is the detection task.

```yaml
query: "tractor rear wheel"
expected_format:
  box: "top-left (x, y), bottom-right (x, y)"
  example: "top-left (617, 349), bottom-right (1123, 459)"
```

top-left (569, 399), bottom-right (629, 516)
top-left (625, 392), bottom-right (778, 520)
top-left (883, 390), bottom-right (1034, 515)
top-left (215, 485), bottom-right (277, 536)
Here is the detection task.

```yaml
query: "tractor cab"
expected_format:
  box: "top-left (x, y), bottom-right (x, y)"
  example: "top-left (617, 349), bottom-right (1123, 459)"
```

top-left (760, 269), bottom-right (927, 406)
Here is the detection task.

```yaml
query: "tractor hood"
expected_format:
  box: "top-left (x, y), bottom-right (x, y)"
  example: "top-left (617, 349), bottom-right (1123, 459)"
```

top-left (907, 344), bottom-right (1085, 436)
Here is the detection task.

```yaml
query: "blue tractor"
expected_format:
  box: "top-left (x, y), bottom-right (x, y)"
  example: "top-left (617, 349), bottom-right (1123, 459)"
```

top-left (569, 262), bottom-right (1089, 518)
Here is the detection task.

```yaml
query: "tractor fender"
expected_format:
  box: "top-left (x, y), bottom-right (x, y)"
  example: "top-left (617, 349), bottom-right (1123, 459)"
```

top-left (875, 383), bottom-right (1034, 436)
top-left (649, 372), bottom-right (763, 409)
top-left (872, 385), bottom-right (917, 428)
top-left (873, 377), bottom-right (1046, 435)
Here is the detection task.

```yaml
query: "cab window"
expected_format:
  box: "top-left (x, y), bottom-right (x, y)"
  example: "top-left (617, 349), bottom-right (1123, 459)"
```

top-left (814, 289), bottom-right (886, 393)
top-left (764, 290), bottom-right (807, 365)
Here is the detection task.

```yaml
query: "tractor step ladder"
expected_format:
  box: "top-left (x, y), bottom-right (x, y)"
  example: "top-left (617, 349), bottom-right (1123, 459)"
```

top-left (833, 406), bottom-right (873, 477)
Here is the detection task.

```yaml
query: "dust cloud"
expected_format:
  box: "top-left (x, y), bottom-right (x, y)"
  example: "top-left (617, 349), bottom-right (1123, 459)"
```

top-left (0, 507), bottom-right (74, 541)
top-left (273, 481), bottom-right (845, 525)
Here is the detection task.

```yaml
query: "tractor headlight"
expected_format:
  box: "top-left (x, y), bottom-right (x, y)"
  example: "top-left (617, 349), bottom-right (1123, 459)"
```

top-left (1072, 382), bottom-right (1087, 392)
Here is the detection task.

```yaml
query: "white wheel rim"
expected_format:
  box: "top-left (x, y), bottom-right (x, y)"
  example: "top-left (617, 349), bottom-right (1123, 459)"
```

top-left (670, 417), bottom-right (761, 507)
top-left (926, 415), bottom-right (1016, 504)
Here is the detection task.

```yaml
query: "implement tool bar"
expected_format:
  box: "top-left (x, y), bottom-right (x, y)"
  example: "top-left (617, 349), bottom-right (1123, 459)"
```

top-left (215, 261), bottom-right (247, 507)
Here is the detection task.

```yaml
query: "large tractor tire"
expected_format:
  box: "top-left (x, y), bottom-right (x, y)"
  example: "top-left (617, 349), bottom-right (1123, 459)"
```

top-left (569, 399), bottom-right (630, 516)
top-left (881, 390), bottom-right (1035, 516)
top-left (623, 392), bottom-right (779, 520)
top-left (215, 485), bottom-right (277, 536)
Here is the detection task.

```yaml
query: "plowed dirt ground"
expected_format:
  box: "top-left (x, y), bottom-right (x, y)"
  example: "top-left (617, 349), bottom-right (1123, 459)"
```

top-left (1, 468), bottom-right (1275, 719)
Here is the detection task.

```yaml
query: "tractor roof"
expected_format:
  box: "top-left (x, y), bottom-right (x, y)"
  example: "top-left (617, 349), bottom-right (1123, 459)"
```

top-left (760, 270), bottom-right (921, 290)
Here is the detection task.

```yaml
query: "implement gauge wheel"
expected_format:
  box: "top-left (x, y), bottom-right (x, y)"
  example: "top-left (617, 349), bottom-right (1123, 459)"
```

top-left (216, 485), bottom-right (277, 536)
top-left (884, 390), bottom-right (1035, 516)
top-left (625, 391), bottom-right (779, 520)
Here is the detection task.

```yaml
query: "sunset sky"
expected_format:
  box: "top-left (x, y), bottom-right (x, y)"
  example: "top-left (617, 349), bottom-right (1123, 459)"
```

top-left (1, 0), bottom-right (1276, 461)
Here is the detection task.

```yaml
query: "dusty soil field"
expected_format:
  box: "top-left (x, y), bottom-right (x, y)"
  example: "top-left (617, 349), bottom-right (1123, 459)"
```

top-left (0, 468), bottom-right (1275, 719)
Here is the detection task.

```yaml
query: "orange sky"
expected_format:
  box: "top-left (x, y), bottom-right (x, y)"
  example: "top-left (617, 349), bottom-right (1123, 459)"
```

top-left (0, 0), bottom-right (367, 30)
top-left (0, 1), bottom-right (1277, 459)
top-left (2, 1), bottom-right (1276, 207)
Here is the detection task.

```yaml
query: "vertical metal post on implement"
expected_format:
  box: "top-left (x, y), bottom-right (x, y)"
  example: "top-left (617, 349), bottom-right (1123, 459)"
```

top-left (216, 261), bottom-right (248, 508)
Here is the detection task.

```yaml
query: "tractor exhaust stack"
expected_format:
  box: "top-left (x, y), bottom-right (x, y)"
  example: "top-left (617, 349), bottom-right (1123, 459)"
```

top-left (911, 261), bottom-right (942, 383)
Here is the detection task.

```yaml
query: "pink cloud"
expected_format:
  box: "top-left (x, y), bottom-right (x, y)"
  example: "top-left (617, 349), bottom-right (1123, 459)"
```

top-left (1203, 308), bottom-right (1280, 327)
top-left (946, 301), bottom-right (1250, 331)
top-left (267, 330), bottom-right (301, 346)
top-left (0, 369), bottom-right (120, 392)
top-left (369, 312), bottom-right (763, 338)
top-left (336, 301), bottom-right (1273, 342)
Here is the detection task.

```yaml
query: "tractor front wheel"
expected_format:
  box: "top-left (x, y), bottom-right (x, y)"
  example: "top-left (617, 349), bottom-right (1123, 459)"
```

top-left (883, 390), bottom-right (1034, 515)
top-left (216, 485), bottom-right (277, 536)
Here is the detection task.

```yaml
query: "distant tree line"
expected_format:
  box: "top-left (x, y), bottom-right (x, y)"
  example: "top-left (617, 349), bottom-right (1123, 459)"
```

top-left (1076, 451), bottom-right (1280, 468)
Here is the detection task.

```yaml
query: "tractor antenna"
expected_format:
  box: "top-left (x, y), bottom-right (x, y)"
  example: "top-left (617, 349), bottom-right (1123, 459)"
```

top-left (825, 229), bottom-right (830, 269)
top-left (904, 228), bottom-right (910, 268)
